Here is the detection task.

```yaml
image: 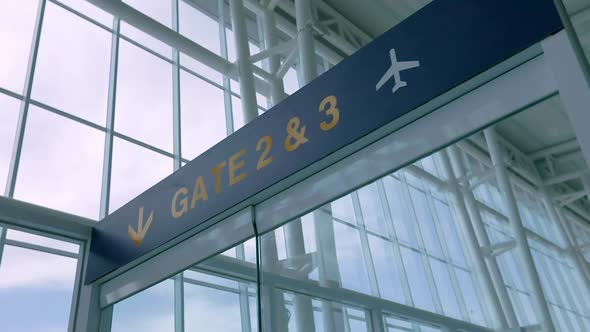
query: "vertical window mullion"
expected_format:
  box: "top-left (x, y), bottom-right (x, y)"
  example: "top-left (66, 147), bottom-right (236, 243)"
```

top-left (99, 17), bottom-right (120, 218)
top-left (5, 0), bottom-right (47, 198)
top-left (172, 0), bottom-right (182, 171)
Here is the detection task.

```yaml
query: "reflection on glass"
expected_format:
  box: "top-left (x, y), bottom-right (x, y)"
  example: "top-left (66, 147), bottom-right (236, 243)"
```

top-left (32, 2), bottom-right (111, 125)
top-left (14, 106), bottom-right (104, 219)
top-left (111, 279), bottom-right (175, 332)
top-left (400, 246), bottom-right (435, 311)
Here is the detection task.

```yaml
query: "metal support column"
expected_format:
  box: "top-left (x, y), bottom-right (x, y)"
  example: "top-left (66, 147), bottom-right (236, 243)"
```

top-left (229, 0), bottom-right (259, 122)
top-left (294, 1), bottom-right (340, 331)
top-left (294, 0), bottom-right (317, 83)
top-left (259, 3), bottom-right (289, 331)
top-left (284, 221), bottom-right (317, 332)
top-left (174, 273), bottom-right (185, 332)
top-left (448, 145), bottom-right (519, 328)
top-left (439, 149), bottom-right (512, 330)
top-left (484, 128), bottom-right (556, 332)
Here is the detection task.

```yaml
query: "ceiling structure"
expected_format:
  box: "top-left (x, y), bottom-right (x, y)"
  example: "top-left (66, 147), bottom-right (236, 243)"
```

top-left (304, 0), bottom-right (590, 222)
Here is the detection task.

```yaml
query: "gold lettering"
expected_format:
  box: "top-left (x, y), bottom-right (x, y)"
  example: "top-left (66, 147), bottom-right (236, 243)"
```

top-left (210, 161), bottom-right (227, 193)
top-left (256, 135), bottom-right (273, 170)
top-left (229, 149), bottom-right (247, 185)
top-left (190, 176), bottom-right (209, 208)
top-left (171, 187), bottom-right (189, 218)
top-left (319, 95), bottom-right (340, 131)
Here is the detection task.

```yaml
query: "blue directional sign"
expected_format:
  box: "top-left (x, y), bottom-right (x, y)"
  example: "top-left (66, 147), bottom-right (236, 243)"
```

top-left (86, 0), bottom-right (563, 283)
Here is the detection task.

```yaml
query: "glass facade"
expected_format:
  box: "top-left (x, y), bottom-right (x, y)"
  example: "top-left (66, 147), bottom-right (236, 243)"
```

top-left (1, 0), bottom-right (590, 332)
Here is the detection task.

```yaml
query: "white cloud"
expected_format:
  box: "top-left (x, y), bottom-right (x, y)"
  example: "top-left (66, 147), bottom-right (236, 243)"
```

top-left (0, 245), bottom-right (76, 289)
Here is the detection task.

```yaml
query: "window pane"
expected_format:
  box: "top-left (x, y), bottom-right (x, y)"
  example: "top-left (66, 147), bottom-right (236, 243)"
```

top-left (357, 183), bottom-right (387, 234)
top-left (14, 106), bottom-right (104, 219)
top-left (284, 67), bottom-right (299, 95)
top-left (0, 0), bottom-right (38, 94)
top-left (184, 283), bottom-right (242, 332)
top-left (368, 235), bottom-right (405, 303)
top-left (330, 194), bottom-right (356, 224)
top-left (121, 22), bottom-right (172, 58)
top-left (179, 1), bottom-right (222, 83)
top-left (429, 258), bottom-right (461, 319)
top-left (109, 138), bottom-right (172, 212)
top-left (383, 176), bottom-right (417, 245)
top-left (180, 70), bottom-right (226, 160)
top-left (433, 199), bottom-right (466, 267)
top-left (116, 40), bottom-right (173, 151)
top-left (0, 245), bottom-right (76, 332)
top-left (400, 246), bottom-right (434, 311)
top-left (58, 0), bottom-right (113, 26)
top-left (334, 222), bottom-right (371, 294)
top-left (7, 229), bottom-right (79, 253)
top-left (32, 2), bottom-right (111, 125)
top-left (408, 187), bottom-right (443, 255)
top-left (0, 93), bottom-right (20, 195)
top-left (455, 268), bottom-right (485, 325)
top-left (111, 279), bottom-right (174, 332)
top-left (124, 0), bottom-right (171, 27)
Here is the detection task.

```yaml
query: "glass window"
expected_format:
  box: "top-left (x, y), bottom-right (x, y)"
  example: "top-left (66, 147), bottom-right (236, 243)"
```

top-left (357, 183), bottom-right (387, 234)
top-left (123, 0), bottom-right (171, 27)
top-left (115, 40), bottom-right (173, 152)
top-left (330, 194), bottom-right (356, 224)
top-left (178, 0), bottom-right (222, 83)
top-left (14, 106), bottom-right (104, 219)
top-left (455, 268), bottom-right (485, 325)
top-left (7, 229), bottom-right (79, 253)
top-left (109, 138), bottom-right (172, 212)
top-left (399, 246), bottom-right (434, 311)
top-left (0, 245), bottom-right (77, 332)
top-left (121, 22), bottom-right (172, 58)
top-left (408, 187), bottom-right (443, 256)
top-left (232, 95), bottom-right (244, 131)
top-left (111, 279), bottom-right (175, 332)
top-left (0, 93), bottom-right (20, 195)
top-left (184, 282), bottom-right (243, 332)
top-left (32, 2), bottom-right (111, 125)
top-left (180, 70), bottom-right (226, 160)
top-left (383, 176), bottom-right (418, 245)
top-left (58, 0), bottom-right (113, 26)
top-left (0, 0), bottom-right (39, 94)
top-left (429, 258), bottom-right (461, 319)
top-left (368, 235), bottom-right (405, 303)
top-left (283, 67), bottom-right (299, 95)
top-left (333, 221), bottom-right (371, 294)
top-left (433, 199), bottom-right (466, 267)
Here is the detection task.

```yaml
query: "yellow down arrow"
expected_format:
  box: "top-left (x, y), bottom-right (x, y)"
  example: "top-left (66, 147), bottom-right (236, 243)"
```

top-left (128, 207), bottom-right (154, 246)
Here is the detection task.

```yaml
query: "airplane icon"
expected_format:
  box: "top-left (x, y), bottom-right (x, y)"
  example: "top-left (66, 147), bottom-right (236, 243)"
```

top-left (376, 48), bottom-right (420, 94)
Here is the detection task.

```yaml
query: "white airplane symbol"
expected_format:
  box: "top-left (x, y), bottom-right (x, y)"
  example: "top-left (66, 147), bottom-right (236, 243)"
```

top-left (376, 48), bottom-right (420, 94)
